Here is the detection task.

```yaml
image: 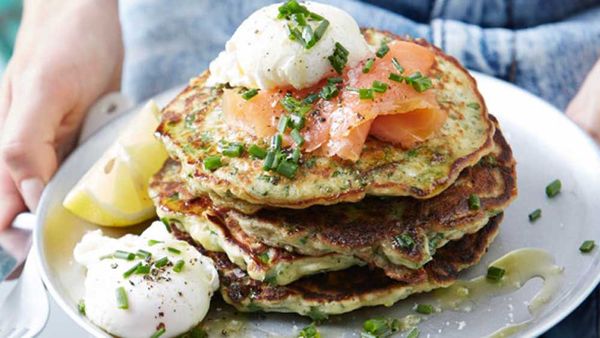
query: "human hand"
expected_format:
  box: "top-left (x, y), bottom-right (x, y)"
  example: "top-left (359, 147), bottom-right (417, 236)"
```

top-left (567, 58), bottom-right (600, 144)
top-left (0, 0), bottom-right (123, 230)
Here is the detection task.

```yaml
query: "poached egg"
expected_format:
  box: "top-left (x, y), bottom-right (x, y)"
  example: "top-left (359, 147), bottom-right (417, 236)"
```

top-left (207, 1), bottom-right (371, 90)
top-left (74, 221), bottom-right (219, 338)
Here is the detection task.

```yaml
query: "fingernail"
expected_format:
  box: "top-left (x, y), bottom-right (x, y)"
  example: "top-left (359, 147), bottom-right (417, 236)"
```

top-left (20, 178), bottom-right (44, 212)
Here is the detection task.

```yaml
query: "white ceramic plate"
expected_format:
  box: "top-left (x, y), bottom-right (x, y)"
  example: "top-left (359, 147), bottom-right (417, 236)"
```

top-left (35, 73), bottom-right (600, 337)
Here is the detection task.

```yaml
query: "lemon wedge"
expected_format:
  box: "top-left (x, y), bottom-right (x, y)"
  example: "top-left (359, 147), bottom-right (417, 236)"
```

top-left (63, 101), bottom-right (168, 226)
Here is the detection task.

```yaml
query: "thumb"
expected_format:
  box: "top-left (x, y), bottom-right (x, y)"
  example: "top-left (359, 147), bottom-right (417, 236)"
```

top-left (0, 165), bottom-right (26, 231)
top-left (1, 84), bottom-right (66, 211)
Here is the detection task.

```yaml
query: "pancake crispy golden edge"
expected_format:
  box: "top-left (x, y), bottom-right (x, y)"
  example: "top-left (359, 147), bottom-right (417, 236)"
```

top-left (157, 29), bottom-right (496, 211)
top-left (150, 119), bottom-right (515, 285)
top-left (169, 215), bottom-right (501, 318)
top-left (226, 118), bottom-right (515, 271)
top-left (153, 195), bottom-right (364, 286)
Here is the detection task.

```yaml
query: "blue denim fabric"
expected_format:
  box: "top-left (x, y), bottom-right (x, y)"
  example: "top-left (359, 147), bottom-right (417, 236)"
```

top-left (118, 1), bottom-right (600, 336)
top-left (364, 0), bottom-right (600, 28)
top-left (119, 0), bottom-right (600, 110)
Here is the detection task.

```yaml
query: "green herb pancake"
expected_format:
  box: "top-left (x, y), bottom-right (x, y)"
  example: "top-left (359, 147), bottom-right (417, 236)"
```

top-left (150, 162), bottom-right (363, 286)
top-left (157, 29), bottom-right (495, 211)
top-left (170, 215), bottom-right (501, 318)
top-left (150, 119), bottom-right (514, 281)
top-left (225, 120), bottom-right (515, 273)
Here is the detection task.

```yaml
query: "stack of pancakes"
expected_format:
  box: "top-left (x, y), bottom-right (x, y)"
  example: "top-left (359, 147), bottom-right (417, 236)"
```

top-left (150, 29), bottom-right (517, 318)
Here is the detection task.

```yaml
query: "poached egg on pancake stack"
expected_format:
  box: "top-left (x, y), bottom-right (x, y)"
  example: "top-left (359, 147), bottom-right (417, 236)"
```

top-left (153, 0), bottom-right (517, 318)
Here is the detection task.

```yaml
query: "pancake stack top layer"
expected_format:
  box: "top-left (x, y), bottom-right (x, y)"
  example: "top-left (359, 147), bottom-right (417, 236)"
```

top-left (157, 29), bottom-right (495, 211)
top-left (151, 30), bottom-right (517, 317)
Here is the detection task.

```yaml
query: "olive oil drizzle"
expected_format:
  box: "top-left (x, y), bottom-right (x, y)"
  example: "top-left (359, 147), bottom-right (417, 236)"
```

top-left (432, 248), bottom-right (563, 337)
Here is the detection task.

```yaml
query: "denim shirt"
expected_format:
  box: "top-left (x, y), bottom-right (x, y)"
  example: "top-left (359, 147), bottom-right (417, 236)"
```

top-left (119, 1), bottom-right (600, 336)
top-left (119, 0), bottom-right (600, 110)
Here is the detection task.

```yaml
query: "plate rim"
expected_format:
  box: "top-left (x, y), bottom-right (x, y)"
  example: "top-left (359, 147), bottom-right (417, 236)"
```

top-left (34, 72), bottom-right (600, 337)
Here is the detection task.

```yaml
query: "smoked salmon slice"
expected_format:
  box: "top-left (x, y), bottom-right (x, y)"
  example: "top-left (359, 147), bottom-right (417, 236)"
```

top-left (220, 40), bottom-right (447, 162)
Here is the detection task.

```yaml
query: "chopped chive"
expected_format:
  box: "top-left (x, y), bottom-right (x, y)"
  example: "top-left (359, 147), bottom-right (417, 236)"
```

top-left (528, 209), bottom-right (542, 222)
top-left (263, 151), bottom-right (276, 170)
top-left (404, 72), bottom-right (433, 92)
top-left (388, 73), bottom-right (403, 82)
top-left (291, 12), bottom-right (306, 26)
top-left (280, 95), bottom-right (298, 112)
top-left (271, 134), bottom-right (282, 151)
top-left (281, 95), bottom-right (312, 116)
top-left (154, 257), bottom-right (169, 268)
top-left (415, 304), bottom-right (434, 315)
top-left (272, 151), bottom-right (284, 169)
top-left (276, 160), bottom-right (299, 179)
top-left (291, 129), bottom-right (304, 146)
top-left (319, 83), bottom-right (339, 100)
top-left (167, 247), bottom-right (181, 255)
top-left (136, 249), bottom-right (151, 259)
top-left (173, 259), bottom-right (185, 273)
top-left (241, 88), bottom-right (259, 100)
top-left (278, 0), bottom-right (325, 21)
top-left (135, 264), bottom-right (151, 275)
top-left (123, 262), bottom-right (142, 278)
top-left (203, 155), bottom-right (223, 171)
top-left (298, 323), bottom-right (320, 338)
top-left (362, 318), bottom-right (401, 337)
top-left (160, 217), bottom-right (172, 232)
top-left (249, 144), bottom-right (267, 159)
top-left (327, 77), bottom-right (343, 84)
top-left (468, 194), bottom-right (481, 210)
top-left (303, 93), bottom-right (319, 104)
top-left (407, 327), bottom-right (420, 338)
top-left (305, 19), bottom-right (329, 49)
top-left (363, 318), bottom-right (388, 336)
top-left (301, 25), bottom-right (314, 46)
top-left (411, 76), bottom-right (433, 92)
top-left (291, 147), bottom-right (301, 163)
top-left (278, 0), bottom-right (307, 19)
top-left (116, 287), bottom-right (128, 309)
top-left (486, 266), bottom-right (505, 281)
top-left (77, 300), bottom-right (86, 315)
top-left (362, 58), bottom-right (374, 73)
top-left (372, 80), bottom-right (388, 93)
top-left (278, 116), bottom-right (290, 133)
top-left (328, 42), bottom-right (349, 74)
top-left (288, 24), bottom-right (303, 42)
top-left (580, 240), bottom-right (595, 253)
top-left (358, 88), bottom-right (374, 100)
top-left (222, 143), bottom-right (244, 157)
top-left (278, 0), bottom-right (329, 48)
top-left (148, 239), bottom-right (163, 246)
top-left (114, 250), bottom-right (135, 261)
top-left (308, 11), bottom-right (324, 21)
top-left (391, 57), bottom-right (404, 73)
top-left (290, 114), bottom-right (306, 129)
top-left (546, 179), bottom-right (562, 198)
top-left (375, 42), bottom-right (389, 58)
top-left (150, 327), bottom-right (166, 338)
